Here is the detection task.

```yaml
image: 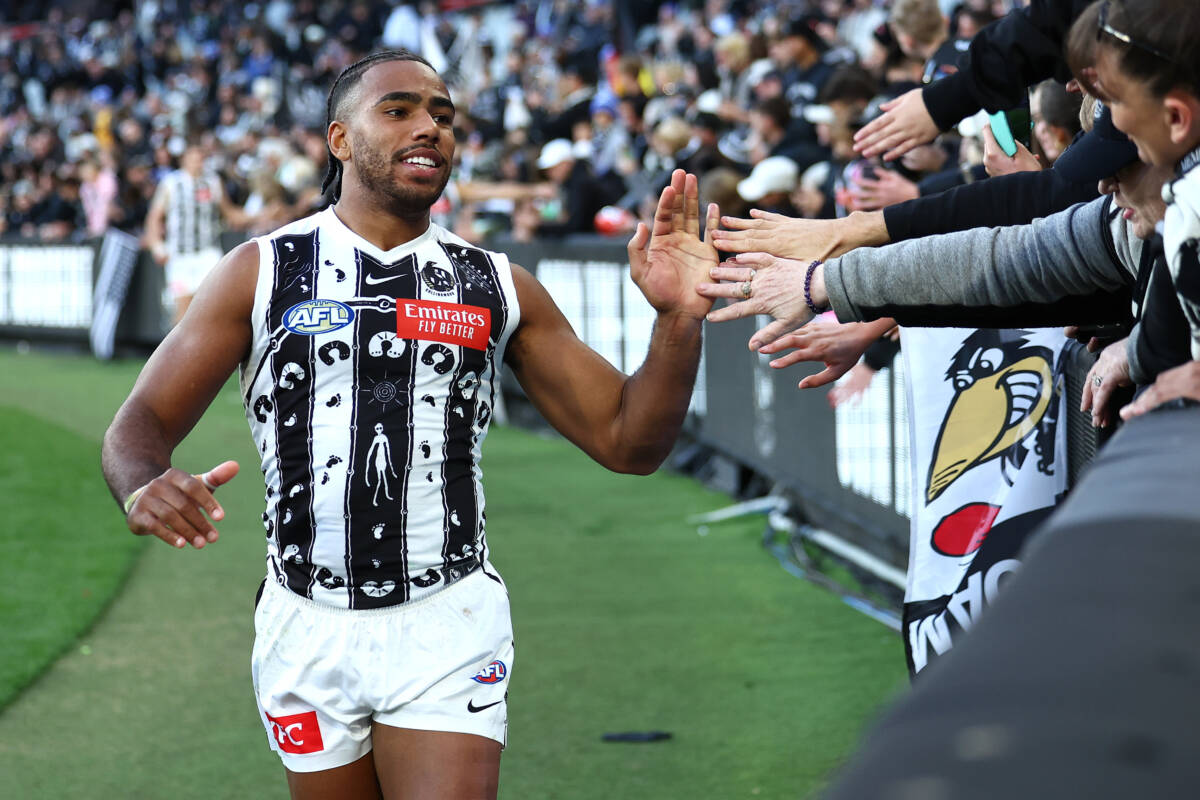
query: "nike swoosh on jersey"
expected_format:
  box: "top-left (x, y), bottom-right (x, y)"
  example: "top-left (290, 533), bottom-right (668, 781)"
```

top-left (467, 699), bottom-right (503, 713)
top-left (364, 272), bottom-right (408, 285)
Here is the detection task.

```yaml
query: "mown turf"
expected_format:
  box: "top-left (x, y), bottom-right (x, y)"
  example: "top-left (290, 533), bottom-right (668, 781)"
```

top-left (0, 406), bottom-right (144, 708)
top-left (0, 345), bottom-right (905, 798)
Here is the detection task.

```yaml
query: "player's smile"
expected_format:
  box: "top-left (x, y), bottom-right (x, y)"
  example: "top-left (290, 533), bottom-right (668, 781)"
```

top-left (394, 145), bottom-right (446, 181)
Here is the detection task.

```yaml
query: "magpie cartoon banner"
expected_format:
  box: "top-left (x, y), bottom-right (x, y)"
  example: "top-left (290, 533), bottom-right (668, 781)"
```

top-left (901, 327), bottom-right (1068, 676)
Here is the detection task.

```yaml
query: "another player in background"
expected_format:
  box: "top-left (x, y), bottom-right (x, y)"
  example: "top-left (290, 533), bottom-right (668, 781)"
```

top-left (102, 50), bottom-right (718, 799)
top-left (144, 143), bottom-right (250, 325)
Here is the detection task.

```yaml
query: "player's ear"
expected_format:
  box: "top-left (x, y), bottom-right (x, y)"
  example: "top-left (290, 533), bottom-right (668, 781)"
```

top-left (1165, 90), bottom-right (1200, 148)
top-left (328, 120), bottom-right (351, 162)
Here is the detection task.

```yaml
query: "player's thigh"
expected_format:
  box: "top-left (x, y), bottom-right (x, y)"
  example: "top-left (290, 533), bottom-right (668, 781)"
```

top-left (285, 751), bottom-right (382, 800)
top-left (371, 723), bottom-right (501, 800)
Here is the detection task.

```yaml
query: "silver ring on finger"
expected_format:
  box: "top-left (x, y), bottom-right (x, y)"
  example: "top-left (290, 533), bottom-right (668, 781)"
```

top-left (1093, 374), bottom-right (1103, 387)
top-left (740, 279), bottom-right (753, 299)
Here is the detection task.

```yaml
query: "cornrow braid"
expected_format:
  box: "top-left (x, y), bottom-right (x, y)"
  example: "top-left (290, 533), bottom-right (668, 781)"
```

top-left (320, 49), bottom-right (436, 202)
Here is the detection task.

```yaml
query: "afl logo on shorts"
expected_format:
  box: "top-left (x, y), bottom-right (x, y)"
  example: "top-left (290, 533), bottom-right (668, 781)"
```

top-left (283, 299), bottom-right (355, 335)
top-left (472, 660), bottom-right (507, 684)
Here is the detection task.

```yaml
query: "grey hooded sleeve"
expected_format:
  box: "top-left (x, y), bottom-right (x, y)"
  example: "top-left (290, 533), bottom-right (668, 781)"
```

top-left (824, 196), bottom-right (1137, 328)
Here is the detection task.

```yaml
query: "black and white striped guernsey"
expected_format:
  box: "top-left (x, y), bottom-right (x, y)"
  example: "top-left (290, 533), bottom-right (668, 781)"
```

top-left (239, 208), bottom-right (521, 608)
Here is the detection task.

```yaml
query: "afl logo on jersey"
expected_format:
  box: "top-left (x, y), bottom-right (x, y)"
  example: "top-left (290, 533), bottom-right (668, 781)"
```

top-left (420, 261), bottom-right (456, 295)
top-left (471, 660), bottom-right (507, 685)
top-left (283, 299), bottom-right (355, 335)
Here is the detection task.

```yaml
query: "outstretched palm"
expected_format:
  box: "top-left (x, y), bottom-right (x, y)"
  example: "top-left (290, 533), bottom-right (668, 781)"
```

top-left (628, 169), bottom-right (719, 320)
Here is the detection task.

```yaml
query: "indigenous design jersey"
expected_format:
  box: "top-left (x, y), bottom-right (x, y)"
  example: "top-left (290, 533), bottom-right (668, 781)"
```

top-left (239, 208), bottom-right (520, 608)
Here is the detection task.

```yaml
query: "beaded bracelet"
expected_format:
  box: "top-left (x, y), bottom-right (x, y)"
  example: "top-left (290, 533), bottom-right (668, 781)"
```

top-left (804, 259), bottom-right (827, 315)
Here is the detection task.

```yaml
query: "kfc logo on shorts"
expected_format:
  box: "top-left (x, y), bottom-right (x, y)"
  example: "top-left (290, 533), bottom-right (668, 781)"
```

top-left (472, 660), bottom-right (507, 685)
top-left (265, 710), bottom-right (325, 754)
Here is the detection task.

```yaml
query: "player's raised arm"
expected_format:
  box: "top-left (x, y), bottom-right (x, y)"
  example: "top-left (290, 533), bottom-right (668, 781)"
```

top-left (101, 241), bottom-right (258, 548)
top-left (505, 169), bottom-right (718, 474)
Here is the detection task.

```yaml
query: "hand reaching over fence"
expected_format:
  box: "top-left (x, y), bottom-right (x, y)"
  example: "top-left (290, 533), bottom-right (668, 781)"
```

top-left (1080, 339), bottom-right (1132, 428)
top-left (697, 252), bottom-right (830, 350)
top-left (711, 210), bottom-right (890, 262)
top-left (757, 318), bottom-right (898, 390)
top-left (852, 88), bottom-right (939, 161)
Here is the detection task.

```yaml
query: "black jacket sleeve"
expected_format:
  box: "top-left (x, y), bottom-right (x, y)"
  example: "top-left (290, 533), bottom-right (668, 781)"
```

top-left (883, 167), bottom-right (1100, 242)
top-left (858, 291), bottom-right (1131, 329)
top-left (921, 0), bottom-right (1093, 130)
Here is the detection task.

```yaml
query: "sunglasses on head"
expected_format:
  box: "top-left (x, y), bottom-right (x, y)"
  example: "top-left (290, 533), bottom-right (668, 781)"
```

top-left (1097, 0), bottom-right (1172, 62)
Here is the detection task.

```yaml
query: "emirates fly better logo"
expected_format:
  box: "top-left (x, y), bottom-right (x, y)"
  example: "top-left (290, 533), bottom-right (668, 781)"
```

top-left (264, 710), bottom-right (325, 754)
top-left (397, 299), bottom-right (491, 351)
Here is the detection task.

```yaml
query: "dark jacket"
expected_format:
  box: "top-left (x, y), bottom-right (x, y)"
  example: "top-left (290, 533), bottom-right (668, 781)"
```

top-left (922, 0), bottom-right (1092, 130)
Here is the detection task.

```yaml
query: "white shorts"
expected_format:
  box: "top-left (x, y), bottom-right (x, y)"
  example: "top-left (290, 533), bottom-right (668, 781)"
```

top-left (164, 248), bottom-right (222, 301)
top-left (250, 569), bottom-right (514, 773)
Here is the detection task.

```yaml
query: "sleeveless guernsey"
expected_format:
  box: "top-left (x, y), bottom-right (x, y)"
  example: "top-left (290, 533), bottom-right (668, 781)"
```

top-left (239, 207), bottom-right (521, 609)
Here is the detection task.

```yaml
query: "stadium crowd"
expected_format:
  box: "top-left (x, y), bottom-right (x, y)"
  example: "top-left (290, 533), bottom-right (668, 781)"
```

top-left (2, 0), bottom-right (1031, 249)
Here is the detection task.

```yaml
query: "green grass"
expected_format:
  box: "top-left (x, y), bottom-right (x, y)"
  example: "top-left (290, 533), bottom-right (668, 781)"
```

top-left (0, 406), bottom-right (144, 708)
top-left (0, 345), bottom-right (905, 798)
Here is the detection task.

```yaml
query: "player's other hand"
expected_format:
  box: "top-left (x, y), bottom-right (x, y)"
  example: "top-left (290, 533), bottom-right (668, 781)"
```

top-left (852, 88), bottom-right (939, 161)
top-left (628, 169), bottom-right (719, 321)
top-left (125, 460), bottom-right (240, 549)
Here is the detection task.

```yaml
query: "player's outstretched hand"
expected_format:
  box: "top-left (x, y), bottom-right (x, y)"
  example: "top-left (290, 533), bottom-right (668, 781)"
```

top-left (697, 252), bottom-right (824, 350)
top-left (852, 88), bottom-right (938, 161)
top-left (757, 320), bottom-right (882, 389)
top-left (628, 169), bottom-right (719, 321)
top-left (125, 460), bottom-right (240, 549)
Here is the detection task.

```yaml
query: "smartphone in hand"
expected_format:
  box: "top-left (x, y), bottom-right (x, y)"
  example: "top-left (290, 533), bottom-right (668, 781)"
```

top-left (988, 108), bottom-right (1032, 157)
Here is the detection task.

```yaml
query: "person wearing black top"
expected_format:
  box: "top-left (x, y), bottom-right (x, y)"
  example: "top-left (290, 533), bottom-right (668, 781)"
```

top-left (855, 0), bottom-right (1091, 161)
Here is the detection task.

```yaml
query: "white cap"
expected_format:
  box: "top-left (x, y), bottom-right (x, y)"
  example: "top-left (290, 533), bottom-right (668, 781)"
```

top-left (737, 156), bottom-right (800, 201)
top-left (537, 138), bottom-right (575, 169)
top-left (800, 161), bottom-right (831, 191)
top-left (696, 89), bottom-right (723, 115)
top-left (802, 104), bottom-right (835, 125)
top-left (957, 109), bottom-right (991, 138)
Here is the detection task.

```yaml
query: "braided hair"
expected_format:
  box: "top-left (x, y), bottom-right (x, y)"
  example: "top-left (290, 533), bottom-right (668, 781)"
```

top-left (320, 49), bottom-right (436, 202)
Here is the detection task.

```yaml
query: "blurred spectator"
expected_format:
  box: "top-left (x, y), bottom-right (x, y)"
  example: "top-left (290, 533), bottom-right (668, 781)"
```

top-left (737, 156), bottom-right (801, 216)
top-left (1031, 80), bottom-right (1083, 167)
top-left (700, 167), bottom-right (751, 222)
top-left (772, 15), bottom-right (835, 117)
top-left (79, 153), bottom-right (118, 237)
top-left (529, 137), bottom-right (621, 237)
top-left (888, 0), bottom-right (966, 83)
